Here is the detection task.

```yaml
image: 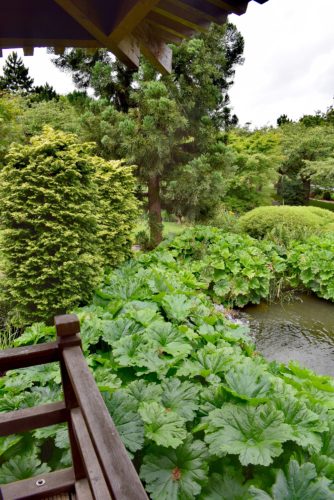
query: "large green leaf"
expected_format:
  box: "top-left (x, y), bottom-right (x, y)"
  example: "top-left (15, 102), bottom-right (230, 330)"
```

top-left (205, 403), bottom-right (293, 466)
top-left (103, 392), bottom-right (144, 456)
top-left (250, 460), bottom-right (334, 500)
top-left (125, 380), bottom-right (163, 408)
top-left (140, 437), bottom-right (208, 500)
top-left (139, 402), bottom-right (187, 448)
top-left (145, 321), bottom-right (192, 357)
top-left (273, 396), bottom-right (327, 453)
top-left (161, 379), bottom-right (200, 421)
top-left (161, 294), bottom-right (194, 322)
top-left (223, 361), bottom-right (272, 403)
top-left (200, 468), bottom-right (250, 500)
top-left (0, 451), bottom-right (50, 484)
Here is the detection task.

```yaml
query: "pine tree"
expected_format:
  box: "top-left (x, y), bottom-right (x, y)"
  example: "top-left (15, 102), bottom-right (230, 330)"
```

top-left (0, 52), bottom-right (34, 93)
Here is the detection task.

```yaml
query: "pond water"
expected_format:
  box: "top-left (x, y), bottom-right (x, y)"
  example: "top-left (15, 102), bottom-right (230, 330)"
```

top-left (244, 294), bottom-right (334, 377)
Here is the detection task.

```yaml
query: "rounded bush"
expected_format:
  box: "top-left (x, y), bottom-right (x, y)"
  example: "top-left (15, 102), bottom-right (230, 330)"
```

top-left (238, 205), bottom-right (334, 242)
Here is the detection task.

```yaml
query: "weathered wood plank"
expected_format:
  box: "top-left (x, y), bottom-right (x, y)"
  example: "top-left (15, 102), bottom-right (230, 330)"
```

top-left (0, 468), bottom-right (75, 500)
top-left (0, 401), bottom-right (67, 436)
top-left (71, 408), bottom-right (111, 499)
top-left (0, 342), bottom-right (59, 372)
top-left (109, 0), bottom-right (160, 43)
top-left (74, 479), bottom-right (93, 500)
top-left (136, 23), bottom-right (172, 73)
top-left (62, 346), bottom-right (148, 500)
top-left (23, 47), bottom-right (34, 56)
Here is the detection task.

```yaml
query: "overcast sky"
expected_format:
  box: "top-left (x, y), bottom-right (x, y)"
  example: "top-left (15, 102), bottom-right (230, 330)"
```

top-left (1, 0), bottom-right (334, 128)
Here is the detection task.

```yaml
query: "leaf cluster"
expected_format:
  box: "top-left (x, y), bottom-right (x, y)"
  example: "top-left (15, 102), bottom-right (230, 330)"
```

top-left (1, 241), bottom-right (334, 497)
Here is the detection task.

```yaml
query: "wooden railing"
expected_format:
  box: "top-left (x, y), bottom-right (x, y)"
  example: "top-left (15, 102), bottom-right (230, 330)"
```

top-left (0, 314), bottom-right (148, 500)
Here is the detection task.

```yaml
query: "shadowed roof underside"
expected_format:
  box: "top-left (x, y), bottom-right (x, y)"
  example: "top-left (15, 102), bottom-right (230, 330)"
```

top-left (0, 0), bottom-right (268, 73)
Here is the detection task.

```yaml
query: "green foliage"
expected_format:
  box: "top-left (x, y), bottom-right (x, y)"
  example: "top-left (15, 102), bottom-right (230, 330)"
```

top-left (277, 123), bottom-right (334, 205)
top-left (225, 128), bottom-right (282, 212)
top-left (309, 199), bottom-right (334, 213)
top-left (238, 206), bottom-right (334, 244)
top-left (1, 249), bottom-right (334, 496)
top-left (94, 158), bottom-right (140, 267)
top-left (155, 226), bottom-right (286, 307)
top-left (1, 241), bottom-right (334, 496)
top-left (288, 234), bottom-right (334, 301)
top-left (0, 127), bottom-right (102, 325)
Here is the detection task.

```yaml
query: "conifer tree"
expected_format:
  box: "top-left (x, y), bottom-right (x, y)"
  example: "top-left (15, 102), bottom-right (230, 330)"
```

top-left (0, 52), bottom-right (34, 93)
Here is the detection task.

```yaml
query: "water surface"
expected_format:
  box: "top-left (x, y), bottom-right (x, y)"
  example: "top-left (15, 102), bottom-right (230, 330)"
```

top-left (245, 294), bottom-right (334, 376)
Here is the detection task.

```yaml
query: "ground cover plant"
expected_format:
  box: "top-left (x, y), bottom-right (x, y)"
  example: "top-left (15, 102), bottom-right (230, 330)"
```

top-left (287, 234), bottom-right (334, 301)
top-left (1, 229), bottom-right (334, 498)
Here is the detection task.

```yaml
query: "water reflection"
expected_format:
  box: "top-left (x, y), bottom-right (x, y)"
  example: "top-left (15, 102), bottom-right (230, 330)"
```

top-left (245, 295), bottom-right (334, 376)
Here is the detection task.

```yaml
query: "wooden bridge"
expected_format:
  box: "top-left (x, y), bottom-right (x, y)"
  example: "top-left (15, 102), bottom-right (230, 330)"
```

top-left (0, 314), bottom-right (148, 500)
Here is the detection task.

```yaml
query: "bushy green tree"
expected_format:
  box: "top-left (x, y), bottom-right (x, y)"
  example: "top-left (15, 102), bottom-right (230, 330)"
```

top-left (278, 123), bottom-right (334, 204)
top-left (224, 127), bottom-right (282, 212)
top-left (0, 52), bottom-right (34, 93)
top-left (0, 127), bottom-right (102, 325)
top-left (94, 158), bottom-right (140, 267)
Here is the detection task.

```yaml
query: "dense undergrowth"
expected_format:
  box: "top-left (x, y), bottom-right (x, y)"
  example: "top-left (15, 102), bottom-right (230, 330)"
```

top-left (1, 228), bottom-right (334, 498)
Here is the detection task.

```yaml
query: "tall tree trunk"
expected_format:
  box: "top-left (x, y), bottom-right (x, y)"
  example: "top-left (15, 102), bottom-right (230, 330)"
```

top-left (302, 177), bottom-right (311, 204)
top-left (148, 174), bottom-right (163, 248)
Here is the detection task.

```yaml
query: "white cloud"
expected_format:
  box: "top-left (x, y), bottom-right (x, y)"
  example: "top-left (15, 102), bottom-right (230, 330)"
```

top-left (229, 0), bottom-right (334, 127)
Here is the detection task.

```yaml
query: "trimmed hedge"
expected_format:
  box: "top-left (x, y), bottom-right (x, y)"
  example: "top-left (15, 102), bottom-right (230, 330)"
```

top-left (238, 205), bottom-right (334, 242)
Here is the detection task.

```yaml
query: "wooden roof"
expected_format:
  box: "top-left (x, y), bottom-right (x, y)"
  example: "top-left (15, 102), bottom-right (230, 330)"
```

top-left (0, 0), bottom-right (268, 73)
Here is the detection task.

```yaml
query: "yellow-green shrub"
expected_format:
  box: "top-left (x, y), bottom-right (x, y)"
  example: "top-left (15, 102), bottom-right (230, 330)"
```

top-left (0, 127), bottom-right (103, 325)
top-left (238, 205), bottom-right (334, 243)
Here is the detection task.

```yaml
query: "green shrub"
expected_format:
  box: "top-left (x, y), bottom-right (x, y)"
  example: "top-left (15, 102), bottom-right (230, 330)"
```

top-left (288, 234), bottom-right (334, 301)
top-left (238, 205), bottom-right (334, 243)
top-left (309, 199), bottom-right (334, 212)
top-left (0, 127), bottom-right (102, 325)
top-left (152, 226), bottom-right (286, 307)
top-left (94, 158), bottom-right (140, 268)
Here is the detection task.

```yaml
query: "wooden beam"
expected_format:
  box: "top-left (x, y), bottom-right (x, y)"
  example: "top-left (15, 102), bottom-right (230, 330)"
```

top-left (0, 468), bottom-right (75, 500)
top-left (0, 38), bottom-right (100, 49)
top-left (205, 0), bottom-right (248, 15)
top-left (146, 19), bottom-right (188, 40)
top-left (0, 342), bottom-right (59, 372)
top-left (135, 23), bottom-right (172, 74)
top-left (71, 408), bottom-right (111, 499)
top-left (165, 0), bottom-right (225, 24)
top-left (0, 401), bottom-right (67, 436)
top-left (53, 0), bottom-right (140, 67)
top-left (54, 46), bottom-right (65, 55)
top-left (109, 0), bottom-right (161, 44)
top-left (152, 5), bottom-right (208, 33)
top-left (62, 345), bottom-right (148, 500)
top-left (23, 47), bottom-right (34, 56)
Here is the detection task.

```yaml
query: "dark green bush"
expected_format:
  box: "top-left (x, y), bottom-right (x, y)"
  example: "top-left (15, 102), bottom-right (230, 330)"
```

top-left (288, 234), bottom-right (334, 301)
top-left (238, 205), bottom-right (334, 243)
top-left (0, 127), bottom-right (102, 325)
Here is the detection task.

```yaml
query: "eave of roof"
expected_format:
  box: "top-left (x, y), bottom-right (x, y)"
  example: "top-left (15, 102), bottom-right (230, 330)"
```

top-left (0, 0), bottom-right (269, 73)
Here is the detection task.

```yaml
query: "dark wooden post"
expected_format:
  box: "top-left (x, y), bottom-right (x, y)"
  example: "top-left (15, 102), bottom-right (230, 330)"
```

top-left (55, 314), bottom-right (86, 482)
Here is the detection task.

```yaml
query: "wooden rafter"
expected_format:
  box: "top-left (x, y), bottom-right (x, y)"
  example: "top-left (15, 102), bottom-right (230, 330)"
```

top-left (109, 0), bottom-right (161, 44)
top-left (0, 0), bottom-right (268, 72)
top-left (53, 0), bottom-right (141, 67)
